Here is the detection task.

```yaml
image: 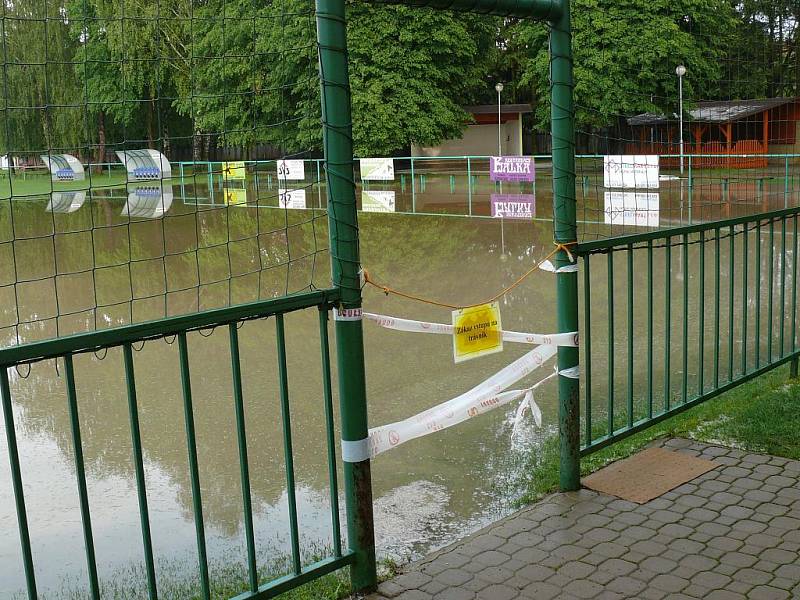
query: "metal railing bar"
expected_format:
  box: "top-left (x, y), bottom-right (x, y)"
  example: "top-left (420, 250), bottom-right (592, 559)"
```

top-left (665, 237), bottom-right (672, 411)
top-left (682, 234), bottom-right (689, 405)
top-left (714, 228), bottom-right (720, 390)
top-left (742, 228), bottom-right (749, 376)
top-left (318, 308), bottom-right (342, 558)
top-left (123, 343), bottom-right (158, 600)
top-left (0, 289), bottom-right (339, 367)
top-left (64, 354), bottom-right (101, 600)
top-left (177, 332), bottom-right (211, 600)
top-left (627, 244), bottom-right (634, 428)
top-left (229, 553), bottom-right (356, 600)
top-left (646, 241), bottom-right (653, 420)
top-left (0, 367), bottom-right (37, 599)
top-left (729, 225), bottom-right (735, 382)
top-left (768, 220), bottom-right (775, 363)
top-left (607, 253), bottom-right (614, 435)
top-left (755, 222), bottom-right (762, 368)
top-left (275, 314), bottom-right (302, 576)
top-left (698, 232), bottom-right (705, 397)
top-left (229, 324), bottom-right (259, 593)
top-left (780, 216), bottom-right (787, 358)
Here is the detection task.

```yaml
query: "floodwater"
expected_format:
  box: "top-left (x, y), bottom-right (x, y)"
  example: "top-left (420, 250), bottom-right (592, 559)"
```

top-left (0, 162), bottom-right (797, 596)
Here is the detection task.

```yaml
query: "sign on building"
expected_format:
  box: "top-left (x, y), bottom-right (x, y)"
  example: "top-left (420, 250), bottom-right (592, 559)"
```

top-left (359, 158), bottom-right (394, 181)
top-left (603, 192), bottom-right (660, 227)
top-left (490, 156), bottom-right (535, 182)
top-left (362, 190), bottom-right (396, 213)
top-left (41, 154), bottom-right (85, 182)
top-left (603, 155), bottom-right (659, 189)
top-left (490, 194), bottom-right (535, 219)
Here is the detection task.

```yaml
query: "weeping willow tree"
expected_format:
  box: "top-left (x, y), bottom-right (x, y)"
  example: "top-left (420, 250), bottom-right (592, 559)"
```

top-left (0, 0), bottom-right (84, 156)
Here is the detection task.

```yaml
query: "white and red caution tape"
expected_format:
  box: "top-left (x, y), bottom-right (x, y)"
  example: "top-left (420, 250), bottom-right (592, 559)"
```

top-left (363, 312), bottom-right (578, 347)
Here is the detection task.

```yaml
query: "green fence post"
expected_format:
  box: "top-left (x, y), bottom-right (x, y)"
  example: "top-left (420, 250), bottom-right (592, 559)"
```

top-left (411, 156), bottom-right (416, 213)
top-left (467, 157), bottom-right (473, 215)
top-left (316, 0), bottom-right (377, 593)
top-left (550, 0), bottom-right (580, 491)
top-left (785, 156), bottom-right (790, 208)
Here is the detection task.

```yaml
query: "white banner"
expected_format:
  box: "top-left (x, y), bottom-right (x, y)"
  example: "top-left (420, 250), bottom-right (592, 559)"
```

top-left (277, 159), bottom-right (305, 181)
top-left (367, 344), bottom-right (558, 458)
top-left (603, 155), bottom-right (659, 189)
top-left (604, 192), bottom-right (660, 227)
top-left (362, 190), bottom-right (396, 212)
top-left (360, 158), bottom-right (394, 181)
top-left (364, 312), bottom-right (578, 347)
top-left (279, 188), bottom-right (307, 209)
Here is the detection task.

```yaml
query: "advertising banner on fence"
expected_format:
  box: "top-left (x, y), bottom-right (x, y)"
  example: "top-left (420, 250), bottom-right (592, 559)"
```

top-left (490, 156), bottom-right (535, 182)
top-left (224, 188), bottom-right (248, 206)
top-left (359, 158), bottom-right (394, 181)
top-left (362, 190), bottom-right (396, 213)
top-left (452, 302), bottom-right (503, 363)
top-left (490, 194), bottom-right (535, 219)
top-left (603, 155), bottom-right (659, 189)
top-left (604, 192), bottom-right (660, 227)
top-left (279, 188), bottom-right (307, 209)
top-left (277, 159), bottom-right (305, 181)
top-left (223, 161), bottom-right (246, 181)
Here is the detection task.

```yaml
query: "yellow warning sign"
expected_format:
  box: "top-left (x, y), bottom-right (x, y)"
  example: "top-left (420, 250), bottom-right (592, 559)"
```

top-left (451, 301), bottom-right (503, 363)
top-left (223, 161), bottom-right (246, 180)
top-left (224, 188), bottom-right (247, 206)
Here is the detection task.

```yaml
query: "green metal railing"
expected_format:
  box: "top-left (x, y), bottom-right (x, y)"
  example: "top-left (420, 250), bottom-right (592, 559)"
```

top-left (576, 206), bottom-right (800, 456)
top-left (2, 290), bottom-right (369, 600)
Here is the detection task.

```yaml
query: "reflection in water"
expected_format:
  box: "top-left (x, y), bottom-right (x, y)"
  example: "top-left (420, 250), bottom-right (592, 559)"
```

top-left (47, 191), bottom-right (87, 213)
top-left (122, 185), bottom-right (174, 218)
top-left (1, 167), bottom-right (798, 595)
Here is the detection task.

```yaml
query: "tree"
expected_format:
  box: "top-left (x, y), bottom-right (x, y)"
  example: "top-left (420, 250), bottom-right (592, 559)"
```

top-left (183, 0), bottom-right (498, 156)
top-left (0, 0), bottom-right (84, 155)
top-left (508, 0), bottom-right (740, 130)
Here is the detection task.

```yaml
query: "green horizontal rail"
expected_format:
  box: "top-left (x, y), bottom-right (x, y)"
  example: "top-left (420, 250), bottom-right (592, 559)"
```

top-left (576, 203), bottom-right (800, 254)
top-left (581, 351), bottom-right (800, 456)
top-left (0, 289), bottom-right (339, 367)
top-left (229, 554), bottom-right (356, 600)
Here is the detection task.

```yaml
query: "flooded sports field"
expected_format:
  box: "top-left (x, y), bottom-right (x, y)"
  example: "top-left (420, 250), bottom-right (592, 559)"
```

top-left (0, 161), bottom-right (797, 596)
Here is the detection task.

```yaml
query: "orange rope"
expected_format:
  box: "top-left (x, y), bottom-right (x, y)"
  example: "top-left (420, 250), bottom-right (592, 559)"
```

top-left (363, 242), bottom-right (577, 310)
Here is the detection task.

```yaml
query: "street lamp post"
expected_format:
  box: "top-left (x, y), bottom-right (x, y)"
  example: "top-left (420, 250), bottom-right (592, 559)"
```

top-left (495, 82), bottom-right (504, 156)
top-left (676, 65), bottom-right (686, 175)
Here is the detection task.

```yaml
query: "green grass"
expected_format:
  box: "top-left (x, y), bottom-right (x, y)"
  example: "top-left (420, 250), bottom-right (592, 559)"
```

top-left (517, 364), bottom-right (800, 505)
top-left (18, 551), bottom-right (350, 600)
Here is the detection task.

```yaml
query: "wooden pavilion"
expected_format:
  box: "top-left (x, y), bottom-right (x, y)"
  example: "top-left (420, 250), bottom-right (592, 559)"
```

top-left (627, 98), bottom-right (800, 168)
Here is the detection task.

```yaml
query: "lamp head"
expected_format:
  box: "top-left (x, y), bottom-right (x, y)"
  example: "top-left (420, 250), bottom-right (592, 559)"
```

top-left (676, 65), bottom-right (687, 77)
top-left (495, 82), bottom-right (504, 93)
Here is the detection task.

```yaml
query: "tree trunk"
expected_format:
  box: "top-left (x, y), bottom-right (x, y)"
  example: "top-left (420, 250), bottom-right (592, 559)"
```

top-left (147, 99), bottom-right (155, 149)
top-left (95, 111), bottom-right (106, 174)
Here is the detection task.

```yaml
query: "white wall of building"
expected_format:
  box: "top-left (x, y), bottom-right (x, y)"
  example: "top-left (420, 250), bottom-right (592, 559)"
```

top-left (412, 118), bottom-right (523, 157)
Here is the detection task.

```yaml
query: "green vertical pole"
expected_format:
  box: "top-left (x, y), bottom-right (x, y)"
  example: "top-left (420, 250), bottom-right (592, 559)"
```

top-left (550, 0), bottom-right (580, 491)
top-left (467, 157), bottom-right (473, 215)
top-left (410, 157), bottom-right (416, 213)
top-left (315, 0), bottom-right (377, 593)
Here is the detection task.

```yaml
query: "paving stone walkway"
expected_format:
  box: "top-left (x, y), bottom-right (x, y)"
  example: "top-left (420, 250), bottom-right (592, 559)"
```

top-left (366, 438), bottom-right (800, 600)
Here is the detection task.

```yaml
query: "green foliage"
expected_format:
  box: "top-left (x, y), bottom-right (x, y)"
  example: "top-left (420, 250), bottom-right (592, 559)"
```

top-left (510, 0), bottom-right (740, 129)
top-left (0, 0), bottom-right (85, 152)
top-left (516, 365), bottom-right (800, 505)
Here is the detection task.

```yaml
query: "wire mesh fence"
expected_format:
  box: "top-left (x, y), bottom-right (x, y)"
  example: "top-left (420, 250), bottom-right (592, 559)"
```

top-left (0, 0), bottom-right (329, 348)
